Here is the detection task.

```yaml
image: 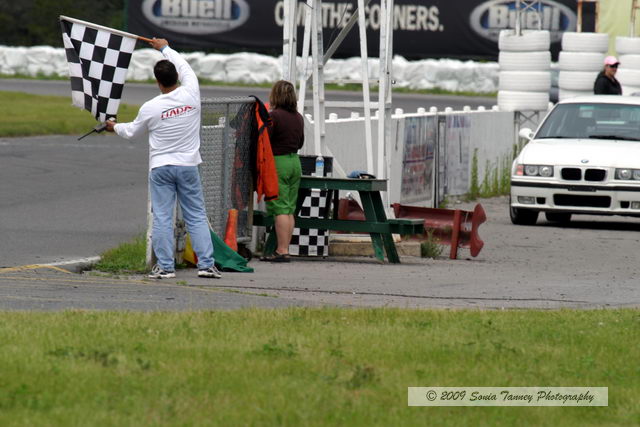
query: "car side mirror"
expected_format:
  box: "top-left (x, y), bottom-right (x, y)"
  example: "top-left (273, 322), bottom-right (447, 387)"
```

top-left (518, 128), bottom-right (534, 140)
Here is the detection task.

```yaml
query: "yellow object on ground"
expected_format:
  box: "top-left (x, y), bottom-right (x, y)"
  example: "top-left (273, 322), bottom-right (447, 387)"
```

top-left (184, 234), bottom-right (198, 266)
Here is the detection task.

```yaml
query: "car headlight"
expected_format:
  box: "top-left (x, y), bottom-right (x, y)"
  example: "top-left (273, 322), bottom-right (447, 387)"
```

top-left (516, 164), bottom-right (554, 177)
top-left (614, 168), bottom-right (640, 180)
top-left (539, 166), bottom-right (553, 177)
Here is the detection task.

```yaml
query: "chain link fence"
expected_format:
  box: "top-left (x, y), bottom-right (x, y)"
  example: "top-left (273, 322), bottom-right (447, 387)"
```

top-left (199, 96), bottom-right (256, 244)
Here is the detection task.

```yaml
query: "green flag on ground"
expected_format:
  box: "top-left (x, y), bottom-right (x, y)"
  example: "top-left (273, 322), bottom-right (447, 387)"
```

top-left (210, 230), bottom-right (254, 273)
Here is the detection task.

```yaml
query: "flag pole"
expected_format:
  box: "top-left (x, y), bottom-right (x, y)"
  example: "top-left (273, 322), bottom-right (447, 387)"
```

top-left (59, 15), bottom-right (153, 43)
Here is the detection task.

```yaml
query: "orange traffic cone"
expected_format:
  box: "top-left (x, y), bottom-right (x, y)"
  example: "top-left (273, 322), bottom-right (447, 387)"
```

top-left (224, 209), bottom-right (238, 251)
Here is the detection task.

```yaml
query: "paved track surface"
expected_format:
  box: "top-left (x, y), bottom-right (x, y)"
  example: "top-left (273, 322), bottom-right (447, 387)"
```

top-left (0, 134), bottom-right (148, 267)
top-left (0, 265), bottom-right (316, 310)
top-left (1, 197), bottom-right (639, 310)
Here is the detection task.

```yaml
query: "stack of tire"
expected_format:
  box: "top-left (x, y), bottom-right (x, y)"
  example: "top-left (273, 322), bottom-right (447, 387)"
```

top-left (558, 32), bottom-right (608, 101)
top-left (497, 30), bottom-right (551, 112)
top-left (615, 36), bottom-right (640, 95)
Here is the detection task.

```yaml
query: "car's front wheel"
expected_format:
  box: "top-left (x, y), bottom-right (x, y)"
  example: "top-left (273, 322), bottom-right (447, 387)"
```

top-left (510, 205), bottom-right (539, 225)
top-left (545, 212), bottom-right (572, 223)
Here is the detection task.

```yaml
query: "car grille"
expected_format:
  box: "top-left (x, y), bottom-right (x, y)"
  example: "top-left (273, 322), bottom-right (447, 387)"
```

top-left (554, 194), bottom-right (611, 208)
top-left (560, 167), bottom-right (607, 182)
top-left (561, 168), bottom-right (581, 180)
top-left (585, 169), bottom-right (606, 181)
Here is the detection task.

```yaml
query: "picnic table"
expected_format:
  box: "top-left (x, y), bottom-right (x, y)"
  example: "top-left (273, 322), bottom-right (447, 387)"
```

top-left (253, 176), bottom-right (424, 263)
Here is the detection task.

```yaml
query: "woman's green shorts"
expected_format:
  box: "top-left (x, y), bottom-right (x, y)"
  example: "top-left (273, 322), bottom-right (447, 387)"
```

top-left (267, 153), bottom-right (302, 216)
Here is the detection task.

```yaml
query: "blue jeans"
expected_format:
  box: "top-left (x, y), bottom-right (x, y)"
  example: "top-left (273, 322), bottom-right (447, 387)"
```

top-left (149, 165), bottom-right (214, 271)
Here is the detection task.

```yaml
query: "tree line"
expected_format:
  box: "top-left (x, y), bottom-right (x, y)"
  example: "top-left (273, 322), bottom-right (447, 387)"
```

top-left (0, 0), bottom-right (125, 48)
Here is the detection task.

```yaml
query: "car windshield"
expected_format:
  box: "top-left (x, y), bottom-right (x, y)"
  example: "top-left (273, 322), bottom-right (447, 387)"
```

top-left (536, 102), bottom-right (640, 141)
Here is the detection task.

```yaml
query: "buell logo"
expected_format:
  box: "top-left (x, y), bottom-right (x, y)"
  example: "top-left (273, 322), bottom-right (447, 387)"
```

top-left (161, 105), bottom-right (195, 120)
top-left (142, 0), bottom-right (250, 35)
top-left (470, 0), bottom-right (576, 43)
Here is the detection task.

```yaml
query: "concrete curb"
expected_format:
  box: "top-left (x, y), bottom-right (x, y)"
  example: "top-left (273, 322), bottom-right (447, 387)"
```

top-left (46, 256), bottom-right (101, 273)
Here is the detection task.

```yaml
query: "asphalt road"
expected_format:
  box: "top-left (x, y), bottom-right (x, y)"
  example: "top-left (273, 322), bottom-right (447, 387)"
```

top-left (1, 196), bottom-right (639, 310)
top-left (0, 134), bottom-right (148, 267)
top-left (0, 78), bottom-right (497, 116)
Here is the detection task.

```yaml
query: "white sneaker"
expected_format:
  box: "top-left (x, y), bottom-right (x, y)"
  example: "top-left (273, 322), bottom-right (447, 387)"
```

top-left (148, 265), bottom-right (176, 279)
top-left (198, 266), bottom-right (222, 278)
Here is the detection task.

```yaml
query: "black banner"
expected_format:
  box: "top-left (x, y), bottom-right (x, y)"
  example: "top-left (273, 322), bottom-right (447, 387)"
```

top-left (127, 0), bottom-right (592, 60)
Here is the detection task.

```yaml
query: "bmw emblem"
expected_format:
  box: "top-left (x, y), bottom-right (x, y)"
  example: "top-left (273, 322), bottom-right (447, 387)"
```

top-left (581, 159), bottom-right (589, 164)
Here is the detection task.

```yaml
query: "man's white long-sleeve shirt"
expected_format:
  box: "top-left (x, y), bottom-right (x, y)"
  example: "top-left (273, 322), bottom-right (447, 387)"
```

top-left (114, 46), bottom-right (202, 170)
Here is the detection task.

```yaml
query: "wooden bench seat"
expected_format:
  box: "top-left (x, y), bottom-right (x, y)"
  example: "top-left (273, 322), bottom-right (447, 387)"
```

top-left (254, 211), bottom-right (424, 235)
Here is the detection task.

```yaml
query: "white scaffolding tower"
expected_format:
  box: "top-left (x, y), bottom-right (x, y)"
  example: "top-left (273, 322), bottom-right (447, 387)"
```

top-left (514, 0), bottom-right (543, 35)
top-left (280, 0), bottom-right (394, 180)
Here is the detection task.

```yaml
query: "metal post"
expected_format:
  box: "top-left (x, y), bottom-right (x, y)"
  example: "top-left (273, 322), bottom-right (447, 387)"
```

top-left (221, 103), bottom-right (232, 217)
top-left (631, 0), bottom-right (640, 37)
top-left (516, 0), bottom-right (522, 35)
top-left (145, 177), bottom-right (154, 269)
top-left (323, 0), bottom-right (373, 65)
top-left (282, 0), bottom-right (298, 82)
top-left (317, 4), bottom-right (326, 142)
top-left (310, 0), bottom-right (324, 156)
top-left (384, 0), bottom-right (394, 185)
top-left (438, 116), bottom-right (447, 204)
top-left (297, 1), bottom-right (313, 113)
top-left (357, 0), bottom-right (374, 174)
top-left (377, 0), bottom-right (393, 182)
top-left (577, 0), bottom-right (583, 32)
top-left (515, 0), bottom-right (543, 35)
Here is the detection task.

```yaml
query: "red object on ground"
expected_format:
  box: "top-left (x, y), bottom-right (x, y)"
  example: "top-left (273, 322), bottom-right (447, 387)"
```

top-left (391, 203), bottom-right (486, 259)
top-left (337, 198), bottom-right (366, 221)
top-left (224, 209), bottom-right (239, 251)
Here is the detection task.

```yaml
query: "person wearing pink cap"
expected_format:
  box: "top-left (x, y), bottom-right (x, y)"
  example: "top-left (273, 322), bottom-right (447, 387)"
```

top-left (594, 56), bottom-right (622, 95)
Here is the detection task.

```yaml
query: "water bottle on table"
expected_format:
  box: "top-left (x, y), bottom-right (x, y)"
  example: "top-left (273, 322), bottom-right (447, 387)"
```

top-left (314, 155), bottom-right (324, 177)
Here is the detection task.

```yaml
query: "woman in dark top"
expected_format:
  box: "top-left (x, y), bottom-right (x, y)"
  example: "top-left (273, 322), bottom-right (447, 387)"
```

top-left (262, 80), bottom-right (304, 262)
top-left (594, 56), bottom-right (622, 95)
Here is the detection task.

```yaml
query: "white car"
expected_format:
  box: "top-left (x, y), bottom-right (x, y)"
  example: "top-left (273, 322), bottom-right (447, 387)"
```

top-left (510, 95), bottom-right (640, 225)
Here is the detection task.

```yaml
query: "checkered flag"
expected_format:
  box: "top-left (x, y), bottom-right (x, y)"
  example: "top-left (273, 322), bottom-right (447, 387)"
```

top-left (60, 16), bottom-right (141, 123)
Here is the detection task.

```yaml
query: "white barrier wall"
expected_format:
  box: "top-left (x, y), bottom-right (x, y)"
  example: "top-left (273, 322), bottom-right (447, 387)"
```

top-left (301, 108), bottom-right (519, 207)
top-left (0, 46), bottom-right (499, 93)
top-left (467, 110), bottom-right (519, 190)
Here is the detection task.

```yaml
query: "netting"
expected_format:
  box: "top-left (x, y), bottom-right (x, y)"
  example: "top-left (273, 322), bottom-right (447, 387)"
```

top-left (199, 97), bottom-right (256, 242)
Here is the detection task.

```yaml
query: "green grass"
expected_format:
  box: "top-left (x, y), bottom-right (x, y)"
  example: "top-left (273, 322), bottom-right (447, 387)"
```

top-left (92, 234), bottom-right (148, 274)
top-left (419, 230), bottom-right (443, 258)
top-left (466, 149), bottom-right (513, 201)
top-left (0, 91), bottom-right (138, 137)
top-left (0, 308), bottom-right (636, 425)
top-left (0, 72), bottom-right (68, 81)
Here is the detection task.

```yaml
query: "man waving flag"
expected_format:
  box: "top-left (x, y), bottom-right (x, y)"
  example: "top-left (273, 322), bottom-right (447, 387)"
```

top-left (59, 16), bottom-right (150, 124)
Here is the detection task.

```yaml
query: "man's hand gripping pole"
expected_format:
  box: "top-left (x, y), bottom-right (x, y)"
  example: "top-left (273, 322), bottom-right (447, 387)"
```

top-left (77, 118), bottom-right (115, 141)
